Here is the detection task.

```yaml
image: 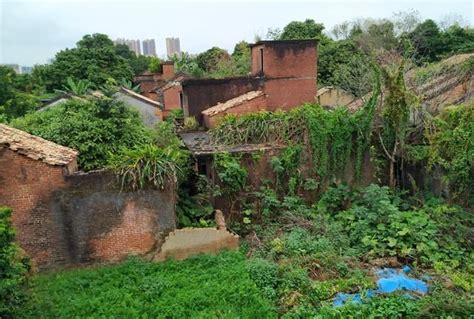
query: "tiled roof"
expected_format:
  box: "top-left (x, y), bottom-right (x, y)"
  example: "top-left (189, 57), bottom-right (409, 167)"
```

top-left (0, 124), bottom-right (78, 166)
top-left (180, 131), bottom-right (283, 156)
top-left (202, 91), bottom-right (265, 117)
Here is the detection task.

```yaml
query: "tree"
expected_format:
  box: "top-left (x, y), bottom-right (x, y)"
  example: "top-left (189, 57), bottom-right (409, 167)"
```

top-left (196, 47), bottom-right (231, 73)
top-left (392, 10), bottom-right (421, 36)
top-left (38, 34), bottom-right (134, 91)
top-left (148, 57), bottom-right (162, 73)
top-left (173, 52), bottom-right (204, 77)
top-left (409, 19), bottom-right (443, 64)
top-left (351, 19), bottom-right (399, 54)
top-left (61, 77), bottom-right (91, 96)
top-left (0, 66), bottom-right (39, 121)
top-left (441, 25), bottom-right (474, 55)
top-left (318, 40), bottom-right (373, 97)
top-left (114, 44), bottom-right (153, 75)
top-left (377, 60), bottom-right (418, 188)
top-left (280, 19), bottom-right (327, 41)
top-left (0, 207), bottom-right (29, 318)
top-left (12, 96), bottom-right (152, 170)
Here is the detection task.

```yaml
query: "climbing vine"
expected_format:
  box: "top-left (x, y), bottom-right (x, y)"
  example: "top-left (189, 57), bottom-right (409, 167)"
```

top-left (428, 102), bottom-right (474, 202)
top-left (213, 152), bottom-right (248, 194)
top-left (210, 85), bottom-right (380, 184)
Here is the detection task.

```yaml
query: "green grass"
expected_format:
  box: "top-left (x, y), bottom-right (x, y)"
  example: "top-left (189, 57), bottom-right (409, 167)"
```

top-left (21, 251), bottom-right (277, 319)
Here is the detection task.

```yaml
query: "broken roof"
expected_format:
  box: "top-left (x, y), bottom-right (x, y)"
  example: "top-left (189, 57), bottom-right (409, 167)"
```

top-left (0, 124), bottom-right (78, 166)
top-left (202, 91), bottom-right (265, 117)
top-left (119, 87), bottom-right (162, 108)
top-left (159, 74), bottom-right (190, 92)
top-left (180, 131), bottom-right (283, 156)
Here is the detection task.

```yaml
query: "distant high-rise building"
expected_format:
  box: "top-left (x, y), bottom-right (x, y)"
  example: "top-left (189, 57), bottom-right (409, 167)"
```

top-left (166, 37), bottom-right (181, 58)
top-left (21, 66), bottom-right (33, 74)
top-left (142, 39), bottom-right (157, 56)
top-left (114, 38), bottom-right (141, 56)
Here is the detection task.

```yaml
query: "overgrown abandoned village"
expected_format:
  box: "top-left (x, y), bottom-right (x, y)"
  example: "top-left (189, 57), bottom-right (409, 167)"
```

top-left (2, 35), bottom-right (473, 270)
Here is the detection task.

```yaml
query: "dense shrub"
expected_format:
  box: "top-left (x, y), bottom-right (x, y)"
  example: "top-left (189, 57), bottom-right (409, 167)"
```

top-left (12, 96), bottom-right (152, 170)
top-left (428, 102), bottom-right (474, 201)
top-left (247, 258), bottom-right (280, 300)
top-left (320, 184), bottom-right (473, 266)
top-left (0, 207), bottom-right (29, 318)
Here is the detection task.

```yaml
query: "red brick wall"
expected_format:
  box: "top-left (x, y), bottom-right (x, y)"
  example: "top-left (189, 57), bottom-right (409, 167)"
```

top-left (162, 63), bottom-right (175, 80)
top-left (249, 40), bottom-right (318, 110)
top-left (163, 85), bottom-right (182, 112)
top-left (251, 40), bottom-right (317, 79)
top-left (251, 44), bottom-right (264, 76)
top-left (0, 147), bottom-right (70, 267)
top-left (0, 147), bottom-right (176, 269)
top-left (264, 78), bottom-right (316, 111)
top-left (182, 77), bottom-right (263, 124)
top-left (203, 94), bottom-right (268, 128)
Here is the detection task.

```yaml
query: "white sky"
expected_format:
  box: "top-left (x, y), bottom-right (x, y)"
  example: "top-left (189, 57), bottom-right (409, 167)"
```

top-left (1, 0), bottom-right (473, 66)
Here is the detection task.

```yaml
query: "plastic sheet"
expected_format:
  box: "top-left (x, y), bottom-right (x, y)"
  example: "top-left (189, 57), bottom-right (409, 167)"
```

top-left (333, 267), bottom-right (429, 307)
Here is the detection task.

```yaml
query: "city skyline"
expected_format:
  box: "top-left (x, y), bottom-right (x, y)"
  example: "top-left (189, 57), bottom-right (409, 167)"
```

top-left (1, 0), bottom-right (473, 65)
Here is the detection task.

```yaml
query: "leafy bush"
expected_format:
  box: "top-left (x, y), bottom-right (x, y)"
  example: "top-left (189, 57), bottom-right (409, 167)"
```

top-left (214, 152), bottom-right (248, 194)
top-left (12, 96), bottom-right (151, 170)
top-left (320, 184), bottom-right (473, 266)
top-left (176, 175), bottom-right (215, 228)
top-left (108, 144), bottom-right (189, 190)
top-left (428, 102), bottom-right (474, 201)
top-left (0, 207), bottom-right (29, 318)
top-left (305, 295), bottom-right (420, 319)
top-left (247, 258), bottom-right (280, 300)
top-left (22, 251), bottom-right (277, 318)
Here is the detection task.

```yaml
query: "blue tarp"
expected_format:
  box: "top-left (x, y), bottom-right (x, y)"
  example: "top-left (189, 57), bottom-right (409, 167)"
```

top-left (333, 266), bottom-right (429, 307)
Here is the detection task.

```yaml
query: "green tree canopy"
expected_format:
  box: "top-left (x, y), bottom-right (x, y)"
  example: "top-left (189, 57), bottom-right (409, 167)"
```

top-left (196, 47), bottom-right (231, 73)
top-left (12, 96), bottom-right (152, 170)
top-left (409, 19), bottom-right (443, 64)
top-left (38, 33), bottom-right (134, 91)
top-left (0, 66), bottom-right (40, 121)
top-left (280, 19), bottom-right (327, 41)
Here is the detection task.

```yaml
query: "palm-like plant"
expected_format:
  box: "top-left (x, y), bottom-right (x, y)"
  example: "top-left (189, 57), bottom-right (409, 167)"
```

top-left (62, 77), bottom-right (91, 96)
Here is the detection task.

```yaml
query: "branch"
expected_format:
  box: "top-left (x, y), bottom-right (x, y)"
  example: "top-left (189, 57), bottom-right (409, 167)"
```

top-left (378, 131), bottom-right (395, 162)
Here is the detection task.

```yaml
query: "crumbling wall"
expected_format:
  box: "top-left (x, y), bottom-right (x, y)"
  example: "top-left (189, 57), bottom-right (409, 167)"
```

top-left (154, 228), bottom-right (239, 261)
top-left (0, 147), bottom-right (176, 269)
top-left (59, 172), bottom-right (176, 265)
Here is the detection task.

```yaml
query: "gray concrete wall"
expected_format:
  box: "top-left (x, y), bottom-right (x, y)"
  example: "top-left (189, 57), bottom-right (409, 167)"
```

top-left (115, 92), bottom-right (161, 128)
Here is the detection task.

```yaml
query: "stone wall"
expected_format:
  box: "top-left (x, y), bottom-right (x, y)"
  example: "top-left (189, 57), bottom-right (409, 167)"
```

top-left (0, 147), bottom-right (176, 269)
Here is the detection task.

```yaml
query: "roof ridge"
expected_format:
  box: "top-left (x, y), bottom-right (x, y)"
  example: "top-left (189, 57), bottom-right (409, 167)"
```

top-left (202, 90), bottom-right (265, 116)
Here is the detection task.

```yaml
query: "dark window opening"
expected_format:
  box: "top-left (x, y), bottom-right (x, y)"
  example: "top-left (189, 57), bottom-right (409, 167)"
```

top-left (197, 159), bottom-right (207, 175)
top-left (259, 48), bottom-right (264, 76)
